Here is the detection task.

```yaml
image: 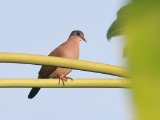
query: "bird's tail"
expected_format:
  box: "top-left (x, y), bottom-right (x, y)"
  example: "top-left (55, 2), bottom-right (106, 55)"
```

top-left (28, 76), bottom-right (42, 99)
top-left (28, 88), bottom-right (41, 99)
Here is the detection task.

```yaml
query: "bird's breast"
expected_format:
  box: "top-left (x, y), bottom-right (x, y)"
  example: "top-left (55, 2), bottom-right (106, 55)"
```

top-left (60, 44), bottom-right (80, 59)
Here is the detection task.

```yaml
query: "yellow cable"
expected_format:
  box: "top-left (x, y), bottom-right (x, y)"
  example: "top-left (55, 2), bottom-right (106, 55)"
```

top-left (0, 78), bottom-right (130, 88)
top-left (0, 53), bottom-right (128, 77)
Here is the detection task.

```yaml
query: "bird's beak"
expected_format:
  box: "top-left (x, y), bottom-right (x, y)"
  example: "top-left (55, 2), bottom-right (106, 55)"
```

top-left (80, 36), bottom-right (87, 42)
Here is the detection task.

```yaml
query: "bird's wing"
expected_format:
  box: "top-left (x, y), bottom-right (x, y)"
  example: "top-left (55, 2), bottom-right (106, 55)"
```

top-left (38, 44), bottom-right (67, 78)
top-left (38, 65), bottom-right (57, 78)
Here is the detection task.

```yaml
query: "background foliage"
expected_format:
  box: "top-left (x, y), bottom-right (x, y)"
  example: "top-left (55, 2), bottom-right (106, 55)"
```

top-left (107, 1), bottom-right (160, 120)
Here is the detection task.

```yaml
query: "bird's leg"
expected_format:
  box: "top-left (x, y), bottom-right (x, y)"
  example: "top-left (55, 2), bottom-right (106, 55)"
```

top-left (57, 75), bottom-right (73, 85)
top-left (64, 75), bottom-right (73, 82)
top-left (57, 75), bottom-right (67, 85)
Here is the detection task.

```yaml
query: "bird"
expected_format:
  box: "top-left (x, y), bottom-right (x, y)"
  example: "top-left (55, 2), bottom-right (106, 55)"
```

top-left (28, 30), bottom-right (86, 99)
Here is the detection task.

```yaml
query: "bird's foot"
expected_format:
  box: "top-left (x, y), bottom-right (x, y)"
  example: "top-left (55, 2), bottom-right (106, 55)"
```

top-left (58, 75), bottom-right (73, 85)
top-left (64, 76), bottom-right (73, 82)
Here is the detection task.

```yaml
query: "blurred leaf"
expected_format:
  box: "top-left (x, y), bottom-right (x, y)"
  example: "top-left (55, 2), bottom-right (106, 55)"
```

top-left (127, 1), bottom-right (160, 120)
top-left (123, 45), bottom-right (127, 57)
top-left (107, 4), bottom-right (129, 40)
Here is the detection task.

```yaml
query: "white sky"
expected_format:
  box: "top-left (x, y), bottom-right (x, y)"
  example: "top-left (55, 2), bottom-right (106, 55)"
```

top-left (0, 0), bottom-right (133, 120)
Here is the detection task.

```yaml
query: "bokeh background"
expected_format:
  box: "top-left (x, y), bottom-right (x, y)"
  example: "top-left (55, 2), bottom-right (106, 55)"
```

top-left (0, 0), bottom-right (133, 120)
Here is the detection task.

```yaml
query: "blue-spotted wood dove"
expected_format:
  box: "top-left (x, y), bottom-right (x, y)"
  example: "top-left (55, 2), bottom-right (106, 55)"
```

top-left (28, 30), bottom-right (86, 99)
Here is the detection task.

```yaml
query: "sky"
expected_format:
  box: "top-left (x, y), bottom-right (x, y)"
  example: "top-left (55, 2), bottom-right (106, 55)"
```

top-left (0, 0), bottom-right (133, 120)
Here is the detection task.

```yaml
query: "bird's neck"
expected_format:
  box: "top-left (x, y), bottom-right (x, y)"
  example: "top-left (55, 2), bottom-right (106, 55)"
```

top-left (67, 36), bottom-right (81, 43)
top-left (65, 36), bottom-right (80, 58)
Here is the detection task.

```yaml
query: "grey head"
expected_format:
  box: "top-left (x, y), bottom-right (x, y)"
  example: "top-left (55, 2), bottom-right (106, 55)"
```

top-left (69, 30), bottom-right (86, 42)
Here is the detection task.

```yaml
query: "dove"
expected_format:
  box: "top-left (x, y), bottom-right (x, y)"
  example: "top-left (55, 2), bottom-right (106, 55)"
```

top-left (28, 30), bottom-right (86, 99)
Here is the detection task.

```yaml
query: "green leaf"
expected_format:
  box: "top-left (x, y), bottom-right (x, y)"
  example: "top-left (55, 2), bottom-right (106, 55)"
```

top-left (107, 19), bottom-right (125, 40)
top-left (107, 4), bottom-right (129, 40)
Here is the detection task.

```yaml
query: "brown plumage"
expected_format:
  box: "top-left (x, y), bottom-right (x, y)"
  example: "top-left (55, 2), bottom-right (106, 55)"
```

top-left (28, 30), bottom-right (86, 99)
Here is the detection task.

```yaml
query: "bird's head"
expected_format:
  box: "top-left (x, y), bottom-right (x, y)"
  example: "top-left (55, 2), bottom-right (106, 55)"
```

top-left (69, 30), bottom-right (86, 42)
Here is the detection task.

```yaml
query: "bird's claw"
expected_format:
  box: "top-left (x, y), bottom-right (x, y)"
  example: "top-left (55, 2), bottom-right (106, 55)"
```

top-left (64, 76), bottom-right (73, 81)
top-left (58, 75), bottom-right (73, 85)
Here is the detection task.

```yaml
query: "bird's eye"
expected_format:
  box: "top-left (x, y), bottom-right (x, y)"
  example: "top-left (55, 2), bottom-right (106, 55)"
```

top-left (77, 32), bottom-right (80, 36)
